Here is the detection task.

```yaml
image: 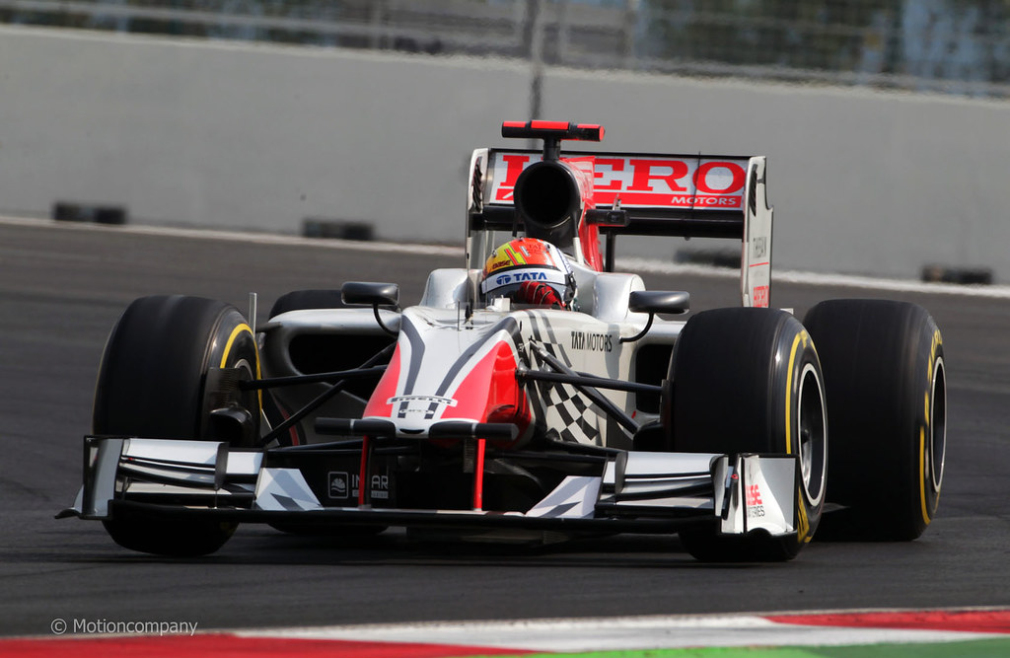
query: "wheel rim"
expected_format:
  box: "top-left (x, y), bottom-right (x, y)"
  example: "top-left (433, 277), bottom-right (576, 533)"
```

top-left (203, 317), bottom-right (261, 445)
top-left (234, 356), bottom-right (259, 414)
top-left (797, 363), bottom-right (827, 505)
top-left (930, 357), bottom-right (947, 492)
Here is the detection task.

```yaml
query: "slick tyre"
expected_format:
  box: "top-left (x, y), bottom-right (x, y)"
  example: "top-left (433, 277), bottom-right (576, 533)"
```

top-left (671, 308), bottom-right (827, 562)
top-left (93, 295), bottom-right (261, 557)
top-left (803, 300), bottom-right (946, 541)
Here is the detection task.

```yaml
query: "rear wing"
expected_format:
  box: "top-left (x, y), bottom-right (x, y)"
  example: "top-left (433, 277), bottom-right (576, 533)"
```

top-left (466, 147), bottom-right (773, 308)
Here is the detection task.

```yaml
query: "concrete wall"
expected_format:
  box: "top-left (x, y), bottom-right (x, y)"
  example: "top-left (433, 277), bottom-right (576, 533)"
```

top-left (2, 25), bottom-right (1009, 280)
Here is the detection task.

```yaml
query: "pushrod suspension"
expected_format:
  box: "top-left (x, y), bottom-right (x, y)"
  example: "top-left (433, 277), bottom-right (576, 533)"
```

top-left (256, 342), bottom-right (396, 447)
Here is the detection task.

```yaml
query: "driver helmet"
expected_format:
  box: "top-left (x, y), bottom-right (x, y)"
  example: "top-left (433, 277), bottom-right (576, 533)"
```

top-left (480, 238), bottom-right (576, 308)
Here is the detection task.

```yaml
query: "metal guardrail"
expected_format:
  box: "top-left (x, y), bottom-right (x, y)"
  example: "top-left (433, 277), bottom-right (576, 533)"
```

top-left (0, 0), bottom-right (526, 52)
top-left (1, 0), bottom-right (1008, 98)
top-left (0, 0), bottom-right (637, 62)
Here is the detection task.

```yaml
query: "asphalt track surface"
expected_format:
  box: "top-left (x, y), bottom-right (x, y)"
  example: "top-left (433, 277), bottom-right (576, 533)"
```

top-left (1, 220), bottom-right (1008, 638)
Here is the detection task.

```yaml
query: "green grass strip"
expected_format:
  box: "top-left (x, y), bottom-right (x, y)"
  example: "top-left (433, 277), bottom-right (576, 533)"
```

top-left (474, 637), bottom-right (1010, 658)
top-left (812, 637), bottom-right (1010, 658)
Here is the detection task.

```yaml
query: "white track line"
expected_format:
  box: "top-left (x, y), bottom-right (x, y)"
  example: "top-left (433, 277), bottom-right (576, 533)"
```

top-left (3, 215), bottom-right (1008, 298)
top-left (235, 612), bottom-right (1007, 652)
top-left (618, 256), bottom-right (1010, 298)
top-left (0, 215), bottom-right (463, 257)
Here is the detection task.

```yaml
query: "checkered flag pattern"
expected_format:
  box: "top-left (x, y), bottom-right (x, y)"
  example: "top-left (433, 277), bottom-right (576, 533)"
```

top-left (544, 381), bottom-right (602, 444)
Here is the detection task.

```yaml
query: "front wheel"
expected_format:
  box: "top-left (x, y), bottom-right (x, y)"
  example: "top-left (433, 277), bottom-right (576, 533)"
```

top-left (93, 295), bottom-right (261, 556)
top-left (670, 308), bottom-right (827, 562)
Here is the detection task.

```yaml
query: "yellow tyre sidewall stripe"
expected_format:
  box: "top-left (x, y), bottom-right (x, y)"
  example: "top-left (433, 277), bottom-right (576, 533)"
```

top-left (797, 487), bottom-right (811, 543)
top-left (219, 322), bottom-right (262, 408)
top-left (919, 427), bottom-right (930, 526)
top-left (784, 329), bottom-right (814, 543)
top-left (784, 331), bottom-right (809, 456)
top-left (919, 330), bottom-right (944, 527)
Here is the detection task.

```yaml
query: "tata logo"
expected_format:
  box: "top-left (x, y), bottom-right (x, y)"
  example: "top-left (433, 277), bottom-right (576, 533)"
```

top-left (496, 274), bottom-right (512, 285)
top-left (571, 331), bottom-right (613, 352)
top-left (513, 272), bottom-right (547, 282)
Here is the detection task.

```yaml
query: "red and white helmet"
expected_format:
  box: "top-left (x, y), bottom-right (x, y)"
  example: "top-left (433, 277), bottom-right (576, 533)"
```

top-left (480, 238), bottom-right (576, 308)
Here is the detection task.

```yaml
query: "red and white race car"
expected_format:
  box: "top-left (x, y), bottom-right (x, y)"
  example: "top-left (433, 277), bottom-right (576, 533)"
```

top-left (62, 121), bottom-right (947, 562)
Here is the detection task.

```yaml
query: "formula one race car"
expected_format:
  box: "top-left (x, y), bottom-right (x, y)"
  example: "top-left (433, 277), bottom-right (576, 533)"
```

top-left (61, 121), bottom-right (947, 562)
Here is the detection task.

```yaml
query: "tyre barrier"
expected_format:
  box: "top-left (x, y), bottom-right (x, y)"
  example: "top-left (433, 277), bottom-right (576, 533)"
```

top-left (52, 202), bottom-right (128, 225)
top-left (674, 248), bottom-right (741, 269)
top-left (921, 264), bottom-right (993, 285)
top-left (302, 217), bottom-right (374, 241)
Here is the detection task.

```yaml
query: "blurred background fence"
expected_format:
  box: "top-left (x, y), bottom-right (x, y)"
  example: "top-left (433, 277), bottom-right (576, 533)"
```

top-left (2, 0), bottom-right (1009, 98)
top-left (3, 1), bottom-right (1009, 280)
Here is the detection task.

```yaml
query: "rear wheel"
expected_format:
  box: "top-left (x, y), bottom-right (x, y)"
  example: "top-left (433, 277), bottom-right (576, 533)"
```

top-left (671, 308), bottom-right (827, 562)
top-left (261, 289), bottom-right (345, 446)
top-left (269, 289), bottom-right (344, 317)
top-left (266, 288), bottom-right (386, 538)
top-left (93, 295), bottom-right (261, 557)
top-left (804, 299), bottom-right (946, 540)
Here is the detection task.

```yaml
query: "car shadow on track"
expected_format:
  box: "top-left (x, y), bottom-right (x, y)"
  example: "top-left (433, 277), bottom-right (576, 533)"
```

top-left (54, 527), bottom-right (784, 569)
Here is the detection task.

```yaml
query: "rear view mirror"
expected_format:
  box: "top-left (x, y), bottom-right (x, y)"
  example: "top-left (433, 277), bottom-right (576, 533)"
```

top-left (629, 290), bottom-right (690, 315)
top-left (623, 291), bottom-right (690, 344)
top-left (341, 282), bottom-right (399, 308)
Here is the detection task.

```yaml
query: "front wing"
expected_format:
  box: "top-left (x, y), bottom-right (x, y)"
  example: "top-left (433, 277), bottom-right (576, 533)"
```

top-left (61, 436), bottom-right (800, 539)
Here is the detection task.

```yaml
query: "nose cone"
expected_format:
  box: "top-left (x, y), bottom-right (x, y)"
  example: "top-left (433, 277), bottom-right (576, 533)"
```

top-left (362, 310), bottom-right (532, 445)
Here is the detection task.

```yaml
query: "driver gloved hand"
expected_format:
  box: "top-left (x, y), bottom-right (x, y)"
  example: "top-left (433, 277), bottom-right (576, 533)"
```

top-left (515, 281), bottom-right (566, 309)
